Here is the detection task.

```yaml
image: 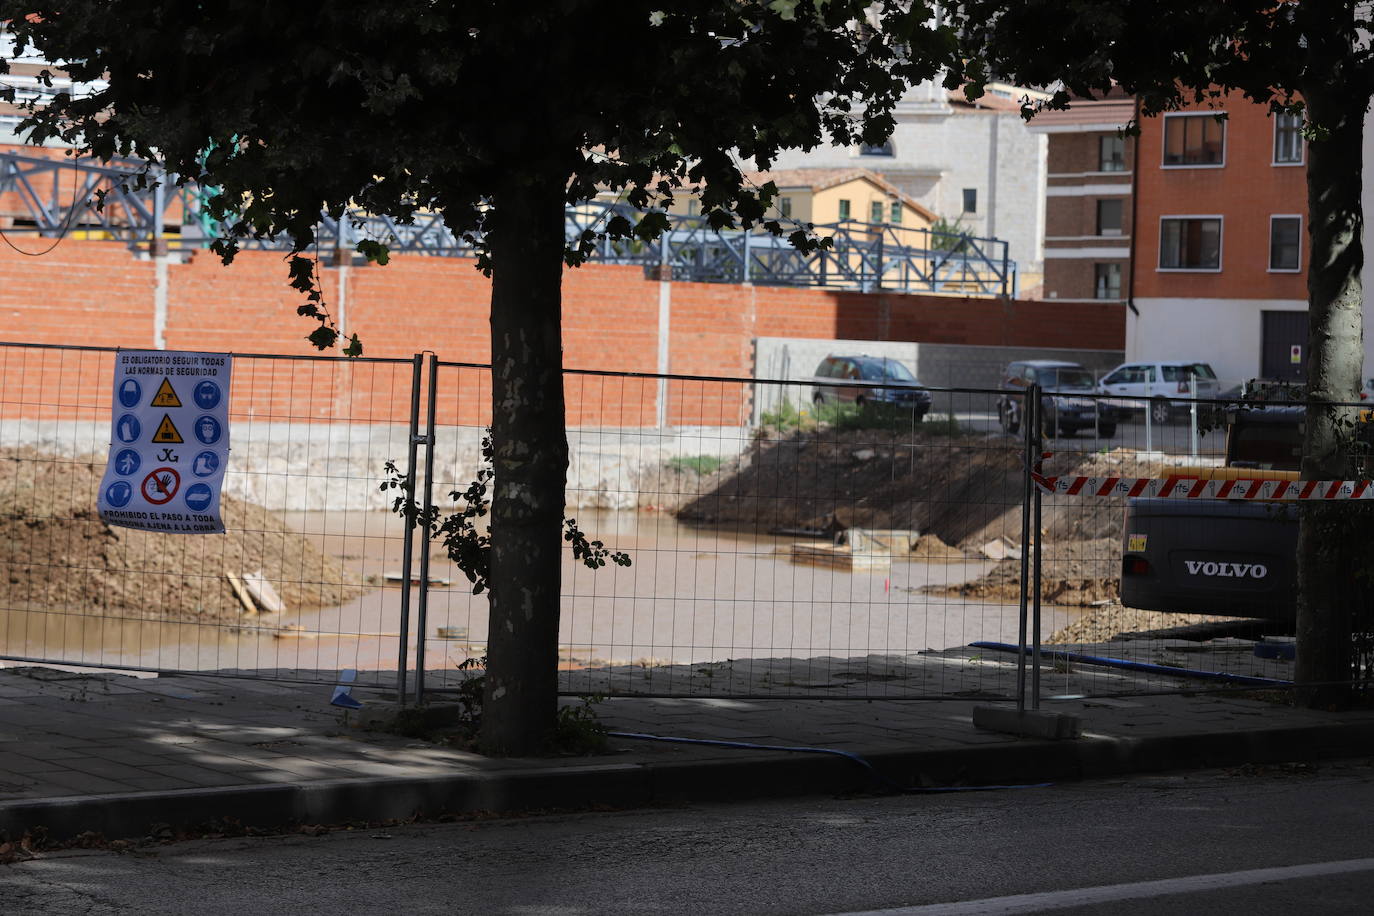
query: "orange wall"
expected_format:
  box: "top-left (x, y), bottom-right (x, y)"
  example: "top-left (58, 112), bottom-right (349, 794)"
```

top-left (1134, 93), bottom-right (1308, 300)
top-left (0, 240), bottom-right (1125, 424)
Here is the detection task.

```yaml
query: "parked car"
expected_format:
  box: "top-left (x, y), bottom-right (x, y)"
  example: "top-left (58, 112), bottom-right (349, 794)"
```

top-left (997, 360), bottom-right (1117, 438)
top-left (811, 354), bottom-right (932, 419)
top-left (1098, 360), bottom-right (1220, 424)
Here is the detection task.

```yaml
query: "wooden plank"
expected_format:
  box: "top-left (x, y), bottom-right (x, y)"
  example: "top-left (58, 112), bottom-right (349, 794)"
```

top-left (242, 569), bottom-right (285, 614)
top-left (225, 569), bottom-right (258, 616)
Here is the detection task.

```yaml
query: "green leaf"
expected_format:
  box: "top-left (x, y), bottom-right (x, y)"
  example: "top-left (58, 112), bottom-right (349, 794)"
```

top-left (307, 326), bottom-right (337, 350)
top-left (355, 239), bottom-right (391, 265)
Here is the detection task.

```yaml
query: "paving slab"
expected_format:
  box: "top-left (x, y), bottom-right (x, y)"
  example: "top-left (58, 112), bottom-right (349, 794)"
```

top-left (2, 650), bottom-right (1374, 842)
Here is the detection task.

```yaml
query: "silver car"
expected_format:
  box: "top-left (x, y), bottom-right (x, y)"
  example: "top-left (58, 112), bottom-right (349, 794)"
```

top-left (1098, 360), bottom-right (1220, 424)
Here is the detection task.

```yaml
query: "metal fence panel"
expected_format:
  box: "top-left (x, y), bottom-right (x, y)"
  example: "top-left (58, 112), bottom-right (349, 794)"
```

top-left (0, 342), bottom-right (420, 690)
top-left (417, 365), bottom-right (1035, 701)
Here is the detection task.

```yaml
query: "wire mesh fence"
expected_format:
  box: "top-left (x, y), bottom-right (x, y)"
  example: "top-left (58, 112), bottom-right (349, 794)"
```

top-left (4, 340), bottom-right (1369, 704)
top-left (0, 342), bottom-right (418, 689)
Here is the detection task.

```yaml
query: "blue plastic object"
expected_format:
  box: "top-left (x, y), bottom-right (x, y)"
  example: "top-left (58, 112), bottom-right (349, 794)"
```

top-left (330, 668), bottom-right (364, 709)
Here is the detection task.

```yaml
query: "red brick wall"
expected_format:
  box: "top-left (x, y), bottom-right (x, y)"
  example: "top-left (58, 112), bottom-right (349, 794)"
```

top-left (1134, 93), bottom-right (1308, 300)
top-left (0, 240), bottom-right (1125, 424)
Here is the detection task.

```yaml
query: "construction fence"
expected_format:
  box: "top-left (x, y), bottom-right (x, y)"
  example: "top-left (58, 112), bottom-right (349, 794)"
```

top-left (1, 340), bottom-right (1358, 707)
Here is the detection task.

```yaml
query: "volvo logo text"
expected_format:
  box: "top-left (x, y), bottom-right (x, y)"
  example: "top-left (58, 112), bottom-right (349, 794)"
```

top-left (1184, 561), bottom-right (1268, 579)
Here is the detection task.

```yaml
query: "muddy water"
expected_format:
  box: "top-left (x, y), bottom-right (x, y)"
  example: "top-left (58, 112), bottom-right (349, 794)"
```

top-left (0, 510), bottom-right (1075, 681)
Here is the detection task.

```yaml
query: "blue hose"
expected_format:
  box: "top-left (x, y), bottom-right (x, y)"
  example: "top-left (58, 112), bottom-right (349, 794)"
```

top-left (607, 730), bottom-right (1052, 794)
top-left (967, 641), bottom-right (1291, 687)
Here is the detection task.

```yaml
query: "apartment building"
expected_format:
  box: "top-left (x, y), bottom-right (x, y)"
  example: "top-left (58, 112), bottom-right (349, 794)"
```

top-left (1033, 90), bottom-right (1334, 385)
top-left (1029, 94), bottom-right (1136, 308)
top-left (1132, 95), bottom-right (1309, 384)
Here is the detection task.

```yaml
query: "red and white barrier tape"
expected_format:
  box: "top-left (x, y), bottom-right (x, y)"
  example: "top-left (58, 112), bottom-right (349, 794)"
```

top-left (1032, 472), bottom-right (1374, 501)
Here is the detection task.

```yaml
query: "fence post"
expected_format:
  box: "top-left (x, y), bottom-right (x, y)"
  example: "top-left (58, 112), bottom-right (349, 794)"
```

top-left (1031, 399), bottom-right (1044, 709)
top-left (1016, 383), bottom-right (1040, 713)
top-left (395, 353), bottom-right (424, 703)
top-left (1190, 370), bottom-right (1200, 458)
top-left (414, 353), bottom-right (439, 705)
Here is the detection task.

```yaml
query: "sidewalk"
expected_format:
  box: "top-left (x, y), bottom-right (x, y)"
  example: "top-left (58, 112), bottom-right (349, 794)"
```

top-left (4, 651), bottom-right (1374, 843)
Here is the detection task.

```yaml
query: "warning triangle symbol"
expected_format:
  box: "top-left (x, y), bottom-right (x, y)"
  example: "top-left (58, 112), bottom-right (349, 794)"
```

top-left (151, 377), bottom-right (182, 408)
top-left (152, 414), bottom-right (184, 443)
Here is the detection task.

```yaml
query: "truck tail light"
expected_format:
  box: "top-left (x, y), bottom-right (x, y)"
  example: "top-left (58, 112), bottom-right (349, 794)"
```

top-left (1123, 555), bottom-right (1151, 576)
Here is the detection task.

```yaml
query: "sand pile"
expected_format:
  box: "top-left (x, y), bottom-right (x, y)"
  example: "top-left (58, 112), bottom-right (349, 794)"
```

top-left (1047, 607), bottom-right (1235, 645)
top-left (930, 537), bottom-right (1120, 606)
top-left (0, 449), bottom-right (355, 623)
top-left (910, 534), bottom-right (969, 561)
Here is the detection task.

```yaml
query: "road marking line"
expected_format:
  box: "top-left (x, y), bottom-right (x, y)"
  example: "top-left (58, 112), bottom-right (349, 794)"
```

top-left (828, 857), bottom-right (1374, 915)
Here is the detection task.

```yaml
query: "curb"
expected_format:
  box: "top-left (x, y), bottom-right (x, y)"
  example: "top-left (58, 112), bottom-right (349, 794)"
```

top-left (5, 719), bottom-right (1374, 841)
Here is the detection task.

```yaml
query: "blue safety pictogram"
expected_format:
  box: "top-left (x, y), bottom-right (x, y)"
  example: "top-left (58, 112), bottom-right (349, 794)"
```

top-left (193, 415), bottom-right (222, 445)
top-left (184, 483), bottom-right (213, 512)
top-left (115, 414), bottom-right (141, 444)
top-left (113, 449), bottom-right (141, 477)
top-left (193, 379), bottom-right (222, 410)
top-left (105, 480), bottom-right (132, 508)
top-left (191, 450), bottom-right (219, 477)
top-left (118, 378), bottom-right (142, 409)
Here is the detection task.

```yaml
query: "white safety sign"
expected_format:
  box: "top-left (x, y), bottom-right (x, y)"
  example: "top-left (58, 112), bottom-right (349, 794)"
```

top-left (97, 349), bottom-right (232, 534)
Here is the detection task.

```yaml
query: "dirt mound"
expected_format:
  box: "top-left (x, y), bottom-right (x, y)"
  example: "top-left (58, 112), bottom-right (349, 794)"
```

top-left (674, 430), bottom-right (1172, 550)
top-left (1047, 607), bottom-right (1235, 645)
top-left (929, 538), bottom-right (1120, 606)
top-left (0, 449), bottom-right (354, 623)
top-left (910, 534), bottom-right (969, 561)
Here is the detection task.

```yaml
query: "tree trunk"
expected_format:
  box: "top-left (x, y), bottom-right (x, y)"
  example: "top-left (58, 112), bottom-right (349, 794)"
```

top-left (480, 176), bottom-right (569, 754)
top-left (1294, 74), bottom-right (1366, 706)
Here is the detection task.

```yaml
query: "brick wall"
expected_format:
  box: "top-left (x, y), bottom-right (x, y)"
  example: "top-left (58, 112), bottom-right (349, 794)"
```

top-left (1, 240), bottom-right (1125, 424)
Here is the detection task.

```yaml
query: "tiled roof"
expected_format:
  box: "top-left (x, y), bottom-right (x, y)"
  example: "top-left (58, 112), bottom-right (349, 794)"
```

top-left (742, 167), bottom-right (937, 222)
top-left (1030, 98), bottom-right (1136, 129)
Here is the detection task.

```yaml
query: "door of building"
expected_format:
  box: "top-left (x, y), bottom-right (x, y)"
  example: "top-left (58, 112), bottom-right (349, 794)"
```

top-left (1261, 310), bottom-right (1308, 382)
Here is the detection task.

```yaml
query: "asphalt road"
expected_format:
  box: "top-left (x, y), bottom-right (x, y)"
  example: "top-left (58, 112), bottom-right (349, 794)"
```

top-left (957, 411), bottom-right (1225, 458)
top-left (6, 761), bottom-right (1374, 915)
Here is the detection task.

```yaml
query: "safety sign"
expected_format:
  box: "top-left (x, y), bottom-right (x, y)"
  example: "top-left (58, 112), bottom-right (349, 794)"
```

top-left (97, 349), bottom-right (232, 534)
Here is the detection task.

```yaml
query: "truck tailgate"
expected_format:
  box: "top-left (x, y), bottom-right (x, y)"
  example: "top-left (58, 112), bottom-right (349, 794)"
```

top-left (1121, 498), bottom-right (1297, 619)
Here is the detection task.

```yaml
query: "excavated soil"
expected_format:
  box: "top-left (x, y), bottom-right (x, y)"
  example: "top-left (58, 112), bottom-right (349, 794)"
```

top-left (910, 534), bottom-right (970, 562)
top-left (1047, 607), bottom-right (1236, 645)
top-left (674, 430), bottom-right (1168, 549)
top-left (0, 449), bottom-right (355, 623)
top-left (929, 538), bottom-right (1121, 607)
top-left (672, 429), bottom-right (1214, 609)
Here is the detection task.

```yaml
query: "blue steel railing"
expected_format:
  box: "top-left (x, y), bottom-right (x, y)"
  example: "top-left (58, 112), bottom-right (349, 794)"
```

top-left (0, 151), bottom-right (1016, 297)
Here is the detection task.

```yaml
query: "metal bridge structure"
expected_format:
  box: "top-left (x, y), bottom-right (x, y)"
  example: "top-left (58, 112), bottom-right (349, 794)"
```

top-left (0, 150), bottom-right (1017, 297)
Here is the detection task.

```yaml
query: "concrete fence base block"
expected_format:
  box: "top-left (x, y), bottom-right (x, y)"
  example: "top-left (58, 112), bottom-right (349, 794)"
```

top-left (973, 705), bottom-right (1084, 740)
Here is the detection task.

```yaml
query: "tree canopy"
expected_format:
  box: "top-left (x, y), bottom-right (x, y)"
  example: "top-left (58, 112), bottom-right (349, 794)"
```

top-left (2, 1), bottom-right (963, 750)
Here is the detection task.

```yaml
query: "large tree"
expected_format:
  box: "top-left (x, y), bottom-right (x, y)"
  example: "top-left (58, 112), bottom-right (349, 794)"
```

top-left (1, 1), bottom-right (959, 750)
top-left (951, 0), bottom-right (1370, 703)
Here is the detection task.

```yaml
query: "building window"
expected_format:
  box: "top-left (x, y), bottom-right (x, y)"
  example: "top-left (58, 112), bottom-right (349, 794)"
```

top-left (1159, 217), bottom-right (1222, 270)
top-left (779, 196), bottom-right (792, 218)
top-left (870, 201), bottom-right (884, 223)
top-left (1096, 199), bottom-right (1124, 236)
top-left (859, 140), bottom-right (894, 156)
top-left (1099, 135), bottom-right (1125, 172)
top-left (1269, 216), bottom-right (1302, 271)
top-left (1162, 113), bottom-right (1225, 166)
top-left (838, 199), bottom-right (851, 221)
top-left (962, 188), bottom-right (977, 213)
top-left (686, 200), bottom-right (699, 217)
top-left (1094, 263), bottom-right (1122, 299)
top-left (1274, 112), bottom-right (1304, 165)
top-left (889, 201), bottom-right (901, 224)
